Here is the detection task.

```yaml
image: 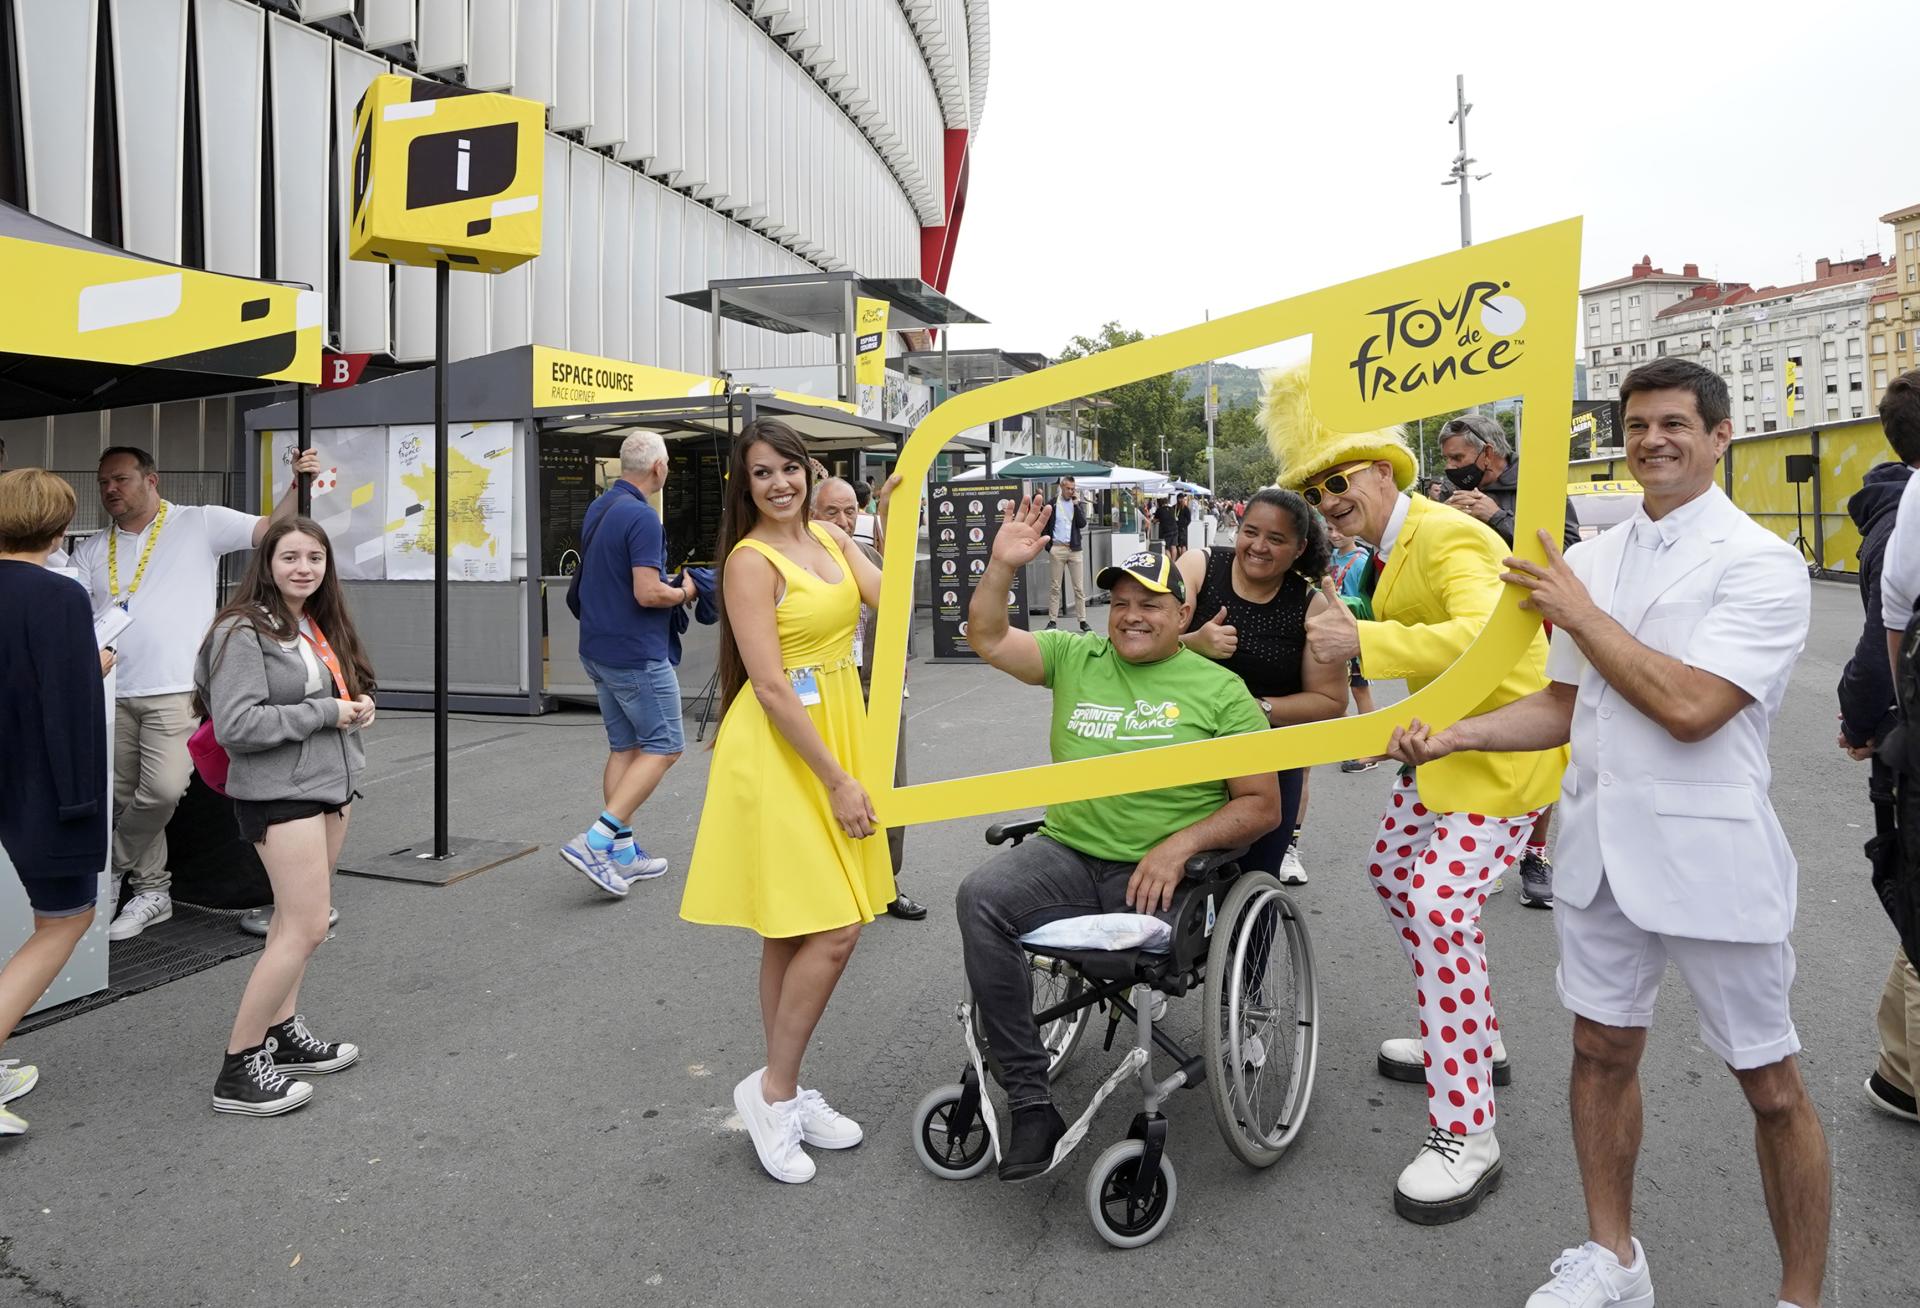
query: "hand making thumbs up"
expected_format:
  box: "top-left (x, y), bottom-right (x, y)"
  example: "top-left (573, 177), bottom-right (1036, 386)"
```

top-left (1306, 576), bottom-right (1362, 664)
top-left (1188, 604), bottom-right (1239, 659)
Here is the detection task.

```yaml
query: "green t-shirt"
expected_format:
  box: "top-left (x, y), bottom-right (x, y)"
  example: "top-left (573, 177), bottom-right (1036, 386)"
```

top-left (1034, 631), bottom-right (1270, 864)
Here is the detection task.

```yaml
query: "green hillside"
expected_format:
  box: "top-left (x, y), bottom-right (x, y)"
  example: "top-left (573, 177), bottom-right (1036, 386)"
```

top-left (1174, 360), bottom-right (1264, 410)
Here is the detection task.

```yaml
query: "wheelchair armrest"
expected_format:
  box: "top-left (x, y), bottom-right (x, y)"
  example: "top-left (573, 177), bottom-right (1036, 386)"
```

top-left (986, 818), bottom-right (1046, 847)
top-left (1183, 846), bottom-right (1247, 879)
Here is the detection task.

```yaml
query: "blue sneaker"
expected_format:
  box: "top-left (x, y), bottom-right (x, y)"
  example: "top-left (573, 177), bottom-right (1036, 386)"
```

top-left (560, 835), bottom-right (629, 897)
top-left (617, 848), bottom-right (671, 885)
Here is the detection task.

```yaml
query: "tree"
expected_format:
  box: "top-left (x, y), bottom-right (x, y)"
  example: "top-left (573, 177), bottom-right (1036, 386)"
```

top-left (1213, 441), bottom-right (1278, 500)
top-left (1057, 322), bottom-right (1190, 465)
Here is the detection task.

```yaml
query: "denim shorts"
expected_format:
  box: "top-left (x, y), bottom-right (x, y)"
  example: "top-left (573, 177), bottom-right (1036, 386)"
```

top-left (581, 656), bottom-right (686, 755)
top-left (16, 871), bottom-right (97, 918)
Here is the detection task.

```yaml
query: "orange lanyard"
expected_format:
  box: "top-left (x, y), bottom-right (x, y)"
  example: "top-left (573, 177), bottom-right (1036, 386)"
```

top-left (299, 617), bottom-right (348, 696)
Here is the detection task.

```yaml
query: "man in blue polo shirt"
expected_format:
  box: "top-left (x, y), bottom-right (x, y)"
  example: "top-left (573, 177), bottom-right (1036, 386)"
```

top-left (564, 430), bottom-right (696, 896)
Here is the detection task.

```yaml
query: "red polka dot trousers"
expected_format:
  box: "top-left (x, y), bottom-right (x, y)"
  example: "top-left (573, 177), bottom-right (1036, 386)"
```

top-left (1368, 769), bottom-right (1541, 1136)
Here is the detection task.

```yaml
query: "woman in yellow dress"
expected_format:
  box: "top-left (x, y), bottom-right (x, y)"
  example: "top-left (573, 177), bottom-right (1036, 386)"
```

top-left (681, 418), bottom-right (899, 1184)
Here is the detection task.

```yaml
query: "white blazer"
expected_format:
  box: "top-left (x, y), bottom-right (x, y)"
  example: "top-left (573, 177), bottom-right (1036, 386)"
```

top-left (1547, 486), bottom-right (1810, 944)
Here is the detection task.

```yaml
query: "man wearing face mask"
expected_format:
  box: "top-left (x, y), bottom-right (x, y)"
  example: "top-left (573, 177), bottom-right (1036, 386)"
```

top-left (1438, 413), bottom-right (1580, 552)
top-left (1439, 412), bottom-right (1581, 910)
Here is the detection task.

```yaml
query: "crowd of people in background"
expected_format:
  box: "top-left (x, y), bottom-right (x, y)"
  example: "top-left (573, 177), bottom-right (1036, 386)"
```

top-left (8, 357), bottom-right (1920, 1307)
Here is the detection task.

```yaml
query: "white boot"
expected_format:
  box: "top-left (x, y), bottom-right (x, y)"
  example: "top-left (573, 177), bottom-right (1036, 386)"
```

top-left (1376, 1032), bottom-right (1510, 1085)
top-left (1393, 1125), bottom-right (1502, 1224)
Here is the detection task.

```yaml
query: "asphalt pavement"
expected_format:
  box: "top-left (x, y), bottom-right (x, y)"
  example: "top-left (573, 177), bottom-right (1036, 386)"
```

top-left (2, 580), bottom-right (1916, 1307)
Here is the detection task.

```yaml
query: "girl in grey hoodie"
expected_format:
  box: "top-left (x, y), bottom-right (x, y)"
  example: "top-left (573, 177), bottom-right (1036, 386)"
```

top-left (194, 517), bottom-right (375, 1116)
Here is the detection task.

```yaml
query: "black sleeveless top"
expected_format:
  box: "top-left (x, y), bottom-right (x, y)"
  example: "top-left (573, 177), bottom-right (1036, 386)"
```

top-left (1185, 546), bottom-right (1311, 699)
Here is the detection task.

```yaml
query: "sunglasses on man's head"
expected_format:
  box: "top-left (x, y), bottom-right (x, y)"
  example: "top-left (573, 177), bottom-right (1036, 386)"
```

top-left (1303, 462), bottom-right (1373, 507)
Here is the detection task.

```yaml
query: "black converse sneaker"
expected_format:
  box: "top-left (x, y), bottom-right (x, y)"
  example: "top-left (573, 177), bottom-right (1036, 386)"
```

top-left (268, 1015), bottom-right (360, 1075)
top-left (213, 1045), bottom-right (314, 1116)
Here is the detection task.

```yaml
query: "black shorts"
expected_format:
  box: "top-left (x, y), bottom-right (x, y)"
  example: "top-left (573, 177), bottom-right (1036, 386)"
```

top-left (1349, 657), bottom-right (1369, 689)
top-left (234, 797), bottom-right (351, 846)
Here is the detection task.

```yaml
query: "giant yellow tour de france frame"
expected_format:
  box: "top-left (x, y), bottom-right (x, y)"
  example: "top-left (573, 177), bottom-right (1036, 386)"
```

top-left (863, 218), bottom-right (1581, 829)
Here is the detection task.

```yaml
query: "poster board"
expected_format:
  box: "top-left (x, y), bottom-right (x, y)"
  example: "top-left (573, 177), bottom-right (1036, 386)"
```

top-left (926, 478), bottom-right (1026, 662)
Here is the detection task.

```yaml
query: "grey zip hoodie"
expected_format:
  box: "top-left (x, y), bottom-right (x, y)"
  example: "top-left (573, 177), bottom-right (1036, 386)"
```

top-left (195, 614), bottom-right (364, 806)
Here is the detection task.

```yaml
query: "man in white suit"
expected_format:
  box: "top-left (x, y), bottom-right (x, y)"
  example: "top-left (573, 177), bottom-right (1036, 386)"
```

top-left (1387, 359), bottom-right (1825, 1308)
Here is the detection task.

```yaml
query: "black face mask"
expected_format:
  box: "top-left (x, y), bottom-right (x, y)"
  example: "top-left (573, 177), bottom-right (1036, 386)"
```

top-left (1444, 463), bottom-right (1485, 491)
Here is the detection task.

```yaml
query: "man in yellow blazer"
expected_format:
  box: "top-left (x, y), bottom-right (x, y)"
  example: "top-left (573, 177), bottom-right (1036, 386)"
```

top-left (1261, 364), bottom-right (1567, 1225)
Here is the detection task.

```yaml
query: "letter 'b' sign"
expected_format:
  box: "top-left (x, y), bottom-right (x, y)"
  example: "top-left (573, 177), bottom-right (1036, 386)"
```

top-left (864, 220), bottom-right (1583, 828)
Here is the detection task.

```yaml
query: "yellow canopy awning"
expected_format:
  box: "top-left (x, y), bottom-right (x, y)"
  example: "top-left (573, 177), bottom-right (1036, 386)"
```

top-left (0, 200), bottom-right (320, 419)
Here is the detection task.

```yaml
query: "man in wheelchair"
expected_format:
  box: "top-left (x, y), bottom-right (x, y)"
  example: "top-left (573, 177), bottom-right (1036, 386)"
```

top-left (960, 498), bottom-right (1281, 1180)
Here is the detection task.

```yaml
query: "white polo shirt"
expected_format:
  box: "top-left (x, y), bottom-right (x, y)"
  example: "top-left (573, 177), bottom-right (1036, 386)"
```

top-left (1882, 469), bottom-right (1920, 631)
top-left (74, 502), bottom-right (260, 699)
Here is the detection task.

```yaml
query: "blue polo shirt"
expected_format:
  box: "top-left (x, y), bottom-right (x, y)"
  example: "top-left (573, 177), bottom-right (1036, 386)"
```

top-left (576, 480), bottom-right (672, 666)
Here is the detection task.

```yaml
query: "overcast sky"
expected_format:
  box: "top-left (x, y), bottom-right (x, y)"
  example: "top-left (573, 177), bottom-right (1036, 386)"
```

top-left (941, 0), bottom-right (1913, 371)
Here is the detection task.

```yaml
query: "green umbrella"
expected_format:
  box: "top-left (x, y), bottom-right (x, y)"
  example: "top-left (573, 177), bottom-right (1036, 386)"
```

top-left (994, 454), bottom-right (1113, 477)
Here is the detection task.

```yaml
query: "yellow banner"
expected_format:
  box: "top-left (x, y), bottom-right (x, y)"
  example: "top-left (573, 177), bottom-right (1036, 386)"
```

top-left (1785, 359), bottom-right (1798, 418)
top-left (863, 218), bottom-right (1582, 828)
top-left (532, 346), bottom-right (723, 409)
top-left (0, 235), bottom-right (320, 385)
top-left (854, 297), bottom-right (888, 387)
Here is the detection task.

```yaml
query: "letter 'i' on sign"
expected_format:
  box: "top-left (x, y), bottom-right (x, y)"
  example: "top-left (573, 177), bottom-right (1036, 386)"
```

top-left (347, 75), bottom-right (544, 274)
top-left (861, 219), bottom-right (1582, 829)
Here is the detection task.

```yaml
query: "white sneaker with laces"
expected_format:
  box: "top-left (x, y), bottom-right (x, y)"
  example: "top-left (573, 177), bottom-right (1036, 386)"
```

top-left (1525, 1238), bottom-right (1654, 1306)
top-left (1393, 1125), bottom-right (1503, 1224)
top-left (1278, 845), bottom-right (1309, 886)
top-left (0, 1060), bottom-right (38, 1105)
top-left (107, 890), bottom-right (172, 941)
top-left (793, 1087), bottom-right (863, 1149)
top-left (733, 1069), bottom-right (815, 1183)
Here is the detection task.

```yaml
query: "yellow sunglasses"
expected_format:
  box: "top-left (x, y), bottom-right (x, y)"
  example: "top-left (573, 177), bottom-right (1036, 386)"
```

top-left (1302, 461), bottom-right (1375, 508)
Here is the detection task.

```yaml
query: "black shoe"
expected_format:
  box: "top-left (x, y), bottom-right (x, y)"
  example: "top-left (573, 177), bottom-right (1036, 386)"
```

top-left (1517, 851), bottom-right (1554, 909)
top-left (998, 1103), bottom-right (1067, 1182)
top-left (1044, 620), bottom-right (1058, 630)
top-left (268, 1015), bottom-right (361, 1075)
top-left (886, 893), bottom-right (928, 921)
top-left (1078, 621), bottom-right (1092, 633)
top-left (1865, 1070), bottom-right (1920, 1122)
top-left (213, 1045), bottom-right (314, 1116)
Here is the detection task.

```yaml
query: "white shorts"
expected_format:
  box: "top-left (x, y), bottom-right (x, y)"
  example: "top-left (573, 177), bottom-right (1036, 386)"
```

top-left (1555, 875), bottom-right (1801, 1070)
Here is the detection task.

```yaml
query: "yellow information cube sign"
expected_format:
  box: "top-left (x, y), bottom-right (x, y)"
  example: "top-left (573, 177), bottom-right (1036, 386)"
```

top-left (863, 218), bottom-right (1583, 829)
top-left (348, 75), bottom-right (544, 273)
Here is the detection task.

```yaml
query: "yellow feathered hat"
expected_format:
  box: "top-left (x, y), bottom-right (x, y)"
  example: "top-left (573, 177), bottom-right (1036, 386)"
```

top-left (1259, 363), bottom-right (1417, 493)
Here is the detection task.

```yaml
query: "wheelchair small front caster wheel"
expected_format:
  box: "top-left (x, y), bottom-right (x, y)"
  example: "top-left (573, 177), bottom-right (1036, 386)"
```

top-left (912, 1085), bottom-right (992, 1180)
top-left (1085, 1139), bottom-right (1178, 1248)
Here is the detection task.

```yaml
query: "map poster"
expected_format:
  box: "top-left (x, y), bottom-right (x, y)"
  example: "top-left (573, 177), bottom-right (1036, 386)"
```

top-left (927, 479), bottom-right (1026, 662)
top-left (267, 426), bottom-right (389, 580)
top-left (385, 421), bottom-right (516, 582)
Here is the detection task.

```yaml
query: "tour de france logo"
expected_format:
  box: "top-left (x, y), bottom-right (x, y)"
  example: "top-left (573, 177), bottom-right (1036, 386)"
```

top-left (1347, 279), bottom-right (1527, 401)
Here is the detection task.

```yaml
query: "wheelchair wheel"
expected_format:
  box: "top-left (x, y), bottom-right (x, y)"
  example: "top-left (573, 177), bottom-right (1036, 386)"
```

top-left (912, 1085), bottom-right (993, 1180)
top-left (1202, 872), bottom-right (1319, 1168)
top-left (969, 955), bottom-right (1091, 1081)
top-left (1084, 1139), bottom-right (1178, 1249)
top-left (1028, 954), bottom-right (1092, 1078)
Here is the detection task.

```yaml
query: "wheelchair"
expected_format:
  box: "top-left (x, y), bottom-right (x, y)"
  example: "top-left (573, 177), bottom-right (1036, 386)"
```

top-left (911, 819), bottom-right (1321, 1248)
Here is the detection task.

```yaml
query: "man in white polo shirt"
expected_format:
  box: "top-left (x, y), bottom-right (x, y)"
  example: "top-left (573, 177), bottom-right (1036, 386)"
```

top-left (76, 444), bottom-right (318, 941)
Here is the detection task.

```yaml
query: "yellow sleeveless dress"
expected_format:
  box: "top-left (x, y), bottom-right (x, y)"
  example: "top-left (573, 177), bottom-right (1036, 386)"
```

top-left (679, 524), bottom-right (895, 937)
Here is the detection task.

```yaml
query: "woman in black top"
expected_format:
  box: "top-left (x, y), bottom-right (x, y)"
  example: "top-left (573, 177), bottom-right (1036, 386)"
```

top-left (0, 470), bottom-right (108, 1138)
top-left (1176, 487), bottom-right (1347, 884)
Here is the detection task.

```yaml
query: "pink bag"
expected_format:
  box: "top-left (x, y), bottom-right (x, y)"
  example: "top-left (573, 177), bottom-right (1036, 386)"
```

top-left (187, 718), bottom-right (231, 796)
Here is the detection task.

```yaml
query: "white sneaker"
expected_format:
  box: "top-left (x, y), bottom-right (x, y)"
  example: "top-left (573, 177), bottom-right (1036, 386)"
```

top-left (1278, 845), bottom-right (1309, 886)
top-left (0, 1060), bottom-right (38, 1105)
top-left (733, 1069), bottom-right (814, 1183)
top-left (1148, 991), bottom-right (1169, 1023)
top-left (107, 891), bottom-right (172, 941)
top-left (1393, 1125), bottom-right (1503, 1224)
top-left (1525, 1238), bottom-right (1654, 1306)
top-left (1377, 1031), bottom-right (1510, 1084)
top-left (1486, 874), bottom-right (1505, 895)
top-left (793, 1087), bottom-right (863, 1149)
top-left (0, 1104), bottom-right (24, 1136)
